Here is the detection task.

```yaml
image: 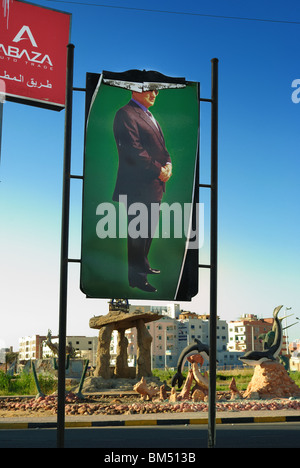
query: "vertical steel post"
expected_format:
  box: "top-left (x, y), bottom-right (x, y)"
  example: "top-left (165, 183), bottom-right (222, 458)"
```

top-left (57, 43), bottom-right (74, 449)
top-left (208, 58), bottom-right (218, 448)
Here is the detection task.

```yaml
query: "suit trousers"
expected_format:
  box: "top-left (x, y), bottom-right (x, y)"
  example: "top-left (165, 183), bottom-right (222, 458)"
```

top-left (126, 200), bottom-right (160, 284)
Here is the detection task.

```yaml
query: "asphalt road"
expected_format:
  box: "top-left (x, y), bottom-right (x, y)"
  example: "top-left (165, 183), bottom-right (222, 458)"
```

top-left (1, 422), bottom-right (300, 449)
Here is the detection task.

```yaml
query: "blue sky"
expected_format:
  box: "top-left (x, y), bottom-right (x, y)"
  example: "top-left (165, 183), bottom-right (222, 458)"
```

top-left (0, 0), bottom-right (300, 350)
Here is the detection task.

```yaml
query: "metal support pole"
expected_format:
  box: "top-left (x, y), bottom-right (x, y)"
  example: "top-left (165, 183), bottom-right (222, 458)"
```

top-left (57, 43), bottom-right (74, 449)
top-left (208, 58), bottom-right (218, 449)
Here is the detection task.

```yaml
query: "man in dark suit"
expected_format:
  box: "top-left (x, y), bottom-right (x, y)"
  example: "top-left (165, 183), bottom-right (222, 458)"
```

top-left (113, 89), bottom-right (172, 292)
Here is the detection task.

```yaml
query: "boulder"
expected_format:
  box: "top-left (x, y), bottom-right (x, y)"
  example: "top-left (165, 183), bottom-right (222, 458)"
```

top-left (243, 361), bottom-right (300, 399)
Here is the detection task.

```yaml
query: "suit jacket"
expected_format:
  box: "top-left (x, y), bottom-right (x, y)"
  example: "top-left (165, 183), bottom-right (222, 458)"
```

top-left (112, 100), bottom-right (171, 204)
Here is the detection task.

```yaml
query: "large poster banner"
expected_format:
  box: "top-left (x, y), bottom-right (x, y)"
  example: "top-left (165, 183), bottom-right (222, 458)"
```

top-left (80, 70), bottom-right (199, 301)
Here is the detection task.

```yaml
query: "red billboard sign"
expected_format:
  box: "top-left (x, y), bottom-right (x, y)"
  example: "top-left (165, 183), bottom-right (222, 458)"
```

top-left (0, 0), bottom-right (71, 110)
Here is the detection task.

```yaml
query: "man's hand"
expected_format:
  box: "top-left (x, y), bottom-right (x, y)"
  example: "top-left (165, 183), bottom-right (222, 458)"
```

top-left (159, 164), bottom-right (172, 182)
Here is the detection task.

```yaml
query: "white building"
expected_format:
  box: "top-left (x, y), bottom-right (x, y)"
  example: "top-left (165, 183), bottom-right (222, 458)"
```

top-left (149, 303), bottom-right (181, 319)
top-left (289, 340), bottom-right (300, 371)
top-left (227, 315), bottom-right (274, 353)
top-left (110, 329), bottom-right (136, 367)
top-left (18, 308), bottom-right (244, 370)
top-left (110, 310), bottom-right (242, 369)
top-left (19, 335), bottom-right (47, 361)
top-left (177, 313), bottom-right (241, 369)
top-left (290, 351), bottom-right (300, 371)
top-left (42, 336), bottom-right (98, 366)
top-left (147, 316), bottom-right (178, 369)
top-left (128, 303), bottom-right (181, 319)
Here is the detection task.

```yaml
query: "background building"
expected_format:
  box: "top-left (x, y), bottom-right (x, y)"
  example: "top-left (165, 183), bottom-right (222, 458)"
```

top-left (289, 340), bottom-right (300, 371)
top-left (111, 309), bottom-right (243, 369)
top-left (228, 315), bottom-right (274, 352)
top-left (228, 314), bottom-right (289, 356)
top-left (177, 312), bottom-right (241, 369)
top-left (147, 316), bottom-right (178, 369)
top-left (42, 336), bottom-right (98, 366)
top-left (17, 308), bottom-right (294, 371)
top-left (19, 335), bottom-right (47, 361)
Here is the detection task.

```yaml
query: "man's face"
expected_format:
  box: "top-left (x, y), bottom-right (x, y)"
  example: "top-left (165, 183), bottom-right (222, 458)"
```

top-left (132, 90), bottom-right (159, 108)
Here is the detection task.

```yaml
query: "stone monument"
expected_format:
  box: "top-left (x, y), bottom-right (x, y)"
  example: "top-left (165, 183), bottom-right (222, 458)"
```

top-left (89, 300), bottom-right (160, 379)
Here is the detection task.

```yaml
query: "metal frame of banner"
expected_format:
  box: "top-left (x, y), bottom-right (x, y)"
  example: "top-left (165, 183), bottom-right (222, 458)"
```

top-left (57, 43), bottom-right (74, 449)
top-left (207, 58), bottom-right (219, 449)
top-left (56, 45), bottom-right (218, 448)
top-left (199, 58), bottom-right (218, 448)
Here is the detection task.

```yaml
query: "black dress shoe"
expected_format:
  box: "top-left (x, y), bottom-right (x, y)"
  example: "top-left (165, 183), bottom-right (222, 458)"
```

top-left (146, 268), bottom-right (160, 275)
top-left (129, 280), bottom-right (157, 293)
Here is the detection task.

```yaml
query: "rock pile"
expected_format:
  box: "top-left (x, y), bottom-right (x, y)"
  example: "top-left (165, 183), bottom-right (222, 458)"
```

top-left (2, 392), bottom-right (300, 417)
top-left (243, 362), bottom-right (300, 399)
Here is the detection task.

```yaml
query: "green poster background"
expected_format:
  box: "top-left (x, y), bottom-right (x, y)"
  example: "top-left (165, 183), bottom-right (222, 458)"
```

top-left (80, 78), bottom-right (199, 300)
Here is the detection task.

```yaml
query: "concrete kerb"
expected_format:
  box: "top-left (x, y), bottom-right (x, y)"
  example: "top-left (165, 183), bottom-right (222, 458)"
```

top-left (1, 409), bottom-right (300, 430)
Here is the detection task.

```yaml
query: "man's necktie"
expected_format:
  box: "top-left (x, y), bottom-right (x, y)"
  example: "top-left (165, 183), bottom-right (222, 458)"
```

top-left (146, 109), bottom-right (158, 129)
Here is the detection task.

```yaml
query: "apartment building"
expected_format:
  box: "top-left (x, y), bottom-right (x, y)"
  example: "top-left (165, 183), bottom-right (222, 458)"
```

top-left (110, 310), bottom-right (242, 369)
top-left (109, 316), bottom-right (178, 368)
top-left (177, 312), bottom-right (238, 369)
top-left (227, 314), bottom-right (275, 353)
top-left (110, 329), bottom-right (136, 367)
top-left (147, 316), bottom-right (178, 369)
top-left (19, 335), bottom-right (98, 365)
top-left (290, 340), bottom-right (300, 371)
top-left (42, 336), bottom-right (98, 365)
top-left (127, 303), bottom-right (181, 319)
top-left (21, 310), bottom-right (292, 370)
top-left (19, 335), bottom-right (48, 361)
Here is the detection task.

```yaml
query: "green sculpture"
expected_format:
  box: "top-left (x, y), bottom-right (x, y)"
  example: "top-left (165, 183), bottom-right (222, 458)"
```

top-left (258, 312), bottom-right (296, 372)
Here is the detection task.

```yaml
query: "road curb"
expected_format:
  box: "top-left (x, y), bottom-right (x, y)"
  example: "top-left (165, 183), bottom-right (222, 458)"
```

top-left (1, 414), bottom-right (300, 429)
